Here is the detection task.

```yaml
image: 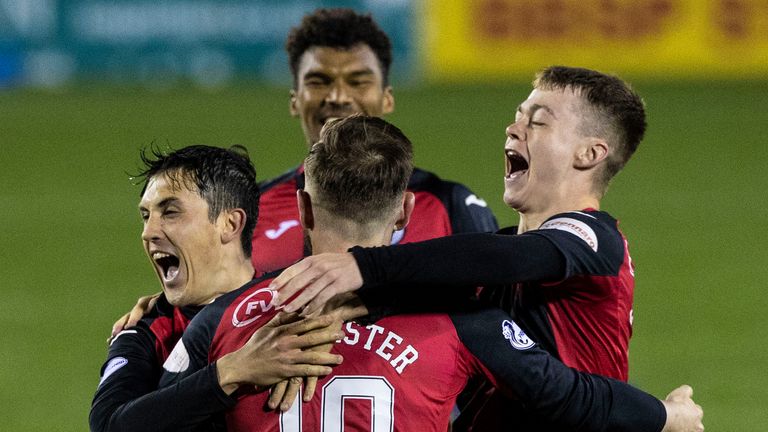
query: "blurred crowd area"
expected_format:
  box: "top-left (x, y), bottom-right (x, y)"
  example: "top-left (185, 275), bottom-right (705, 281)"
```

top-left (2, 0), bottom-right (768, 89)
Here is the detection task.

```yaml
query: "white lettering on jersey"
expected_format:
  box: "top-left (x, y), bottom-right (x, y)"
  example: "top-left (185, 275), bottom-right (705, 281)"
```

top-left (363, 324), bottom-right (385, 350)
top-left (501, 319), bottom-right (536, 350)
top-left (540, 217), bottom-right (598, 252)
top-left (265, 220), bottom-right (299, 240)
top-left (390, 346), bottom-right (419, 373)
top-left (341, 322), bottom-right (420, 374)
top-left (99, 357), bottom-right (128, 386)
top-left (465, 194), bottom-right (488, 208)
top-left (343, 322), bottom-right (360, 345)
top-left (375, 332), bottom-right (403, 361)
top-left (163, 340), bottom-right (190, 373)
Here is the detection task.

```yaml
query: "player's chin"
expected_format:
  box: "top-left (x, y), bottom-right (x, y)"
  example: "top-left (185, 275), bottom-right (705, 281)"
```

top-left (502, 190), bottom-right (525, 210)
top-left (161, 279), bottom-right (190, 307)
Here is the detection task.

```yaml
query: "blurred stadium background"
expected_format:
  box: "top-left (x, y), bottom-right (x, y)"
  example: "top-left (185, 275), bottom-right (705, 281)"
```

top-left (1, 0), bottom-right (766, 430)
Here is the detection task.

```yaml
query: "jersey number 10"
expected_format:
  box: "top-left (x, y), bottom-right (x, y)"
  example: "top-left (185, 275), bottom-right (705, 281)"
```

top-left (280, 376), bottom-right (395, 431)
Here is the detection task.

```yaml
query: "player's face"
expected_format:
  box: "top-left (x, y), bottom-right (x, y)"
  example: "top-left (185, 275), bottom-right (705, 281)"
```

top-left (139, 174), bottom-right (225, 306)
top-left (290, 44), bottom-right (394, 147)
top-left (503, 87), bottom-right (587, 213)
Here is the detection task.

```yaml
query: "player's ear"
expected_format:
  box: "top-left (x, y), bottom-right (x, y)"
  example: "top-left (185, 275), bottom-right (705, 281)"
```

top-left (219, 208), bottom-right (246, 245)
top-left (575, 137), bottom-right (609, 170)
top-left (289, 89), bottom-right (299, 118)
top-left (381, 86), bottom-right (395, 115)
top-left (394, 192), bottom-right (415, 231)
top-left (297, 189), bottom-right (314, 230)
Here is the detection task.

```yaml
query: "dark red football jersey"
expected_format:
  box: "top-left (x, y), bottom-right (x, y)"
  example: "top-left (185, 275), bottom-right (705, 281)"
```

top-left (250, 166), bottom-right (498, 275)
top-left (221, 279), bottom-right (491, 432)
top-left (173, 277), bottom-right (494, 432)
top-left (351, 209), bottom-right (635, 381)
top-left (507, 210), bottom-right (634, 381)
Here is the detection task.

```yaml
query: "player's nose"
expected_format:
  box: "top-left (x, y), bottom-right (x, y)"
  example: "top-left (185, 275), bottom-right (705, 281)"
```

top-left (325, 82), bottom-right (352, 105)
top-left (506, 121), bottom-right (525, 142)
top-left (141, 214), bottom-right (163, 242)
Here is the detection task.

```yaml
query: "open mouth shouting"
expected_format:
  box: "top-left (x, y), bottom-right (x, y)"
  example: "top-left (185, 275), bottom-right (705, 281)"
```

top-left (505, 149), bottom-right (529, 181)
top-left (151, 250), bottom-right (182, 286)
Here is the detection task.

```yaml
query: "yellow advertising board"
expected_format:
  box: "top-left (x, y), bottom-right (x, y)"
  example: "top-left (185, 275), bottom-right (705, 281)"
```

top-left (421, 0), bottom-right (768, 80)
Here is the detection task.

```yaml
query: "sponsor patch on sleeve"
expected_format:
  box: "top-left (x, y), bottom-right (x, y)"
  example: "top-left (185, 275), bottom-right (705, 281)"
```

top-left (501, 319), bottom-right (535, 350)
top-left (539, 217), bottom-right (598, 252)
top-left (99, 357), bottom-right (128, 386)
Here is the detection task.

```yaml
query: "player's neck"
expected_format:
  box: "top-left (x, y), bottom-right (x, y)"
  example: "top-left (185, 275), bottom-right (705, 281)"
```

top-left (310, 228), bottom-right (392, 254)
top-left (201, 254), bottom-right (255, 303)
top-left (517, 196), bottom-right (600, 234)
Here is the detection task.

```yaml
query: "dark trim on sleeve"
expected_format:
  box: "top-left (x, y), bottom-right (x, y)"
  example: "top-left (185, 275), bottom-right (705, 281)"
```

top-left (93, 363), bottom-right (235, 432)
top-left (449, 308), bottom-right (665, 432)
top-left (352, 232), bottom-right (566, 300)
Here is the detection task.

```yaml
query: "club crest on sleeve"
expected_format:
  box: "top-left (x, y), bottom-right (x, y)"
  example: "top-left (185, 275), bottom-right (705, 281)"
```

top-left (501, 319), bottom-right (535, 350)
top-left (540, 217), bottom-right (598, 252)
top-left (232, 288), bottom-right (276, 328)
top-left (99, 356), bottom-right (128, 386)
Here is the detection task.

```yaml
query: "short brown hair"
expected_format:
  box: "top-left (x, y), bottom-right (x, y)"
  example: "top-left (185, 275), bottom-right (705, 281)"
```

top-left (304, 115), bottom-right (412, 225)
top-left (534, 66), bottom-right (646, 193)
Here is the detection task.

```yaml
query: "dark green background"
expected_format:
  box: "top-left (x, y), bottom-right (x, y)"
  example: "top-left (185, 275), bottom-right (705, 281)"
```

top-left (1, 81), bottom-right (765, 430)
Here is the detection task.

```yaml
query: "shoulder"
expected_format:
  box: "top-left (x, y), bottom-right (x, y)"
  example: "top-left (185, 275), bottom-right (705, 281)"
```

top-left (535, 210), bottom-right (622, 253)
top-left (259, 166), bottom-right (303, 194)
top-left (530, 210), bottom-right (626, 275)
top-left (408, 167), bottom-right (476, 199)
top-left (187, 275), bottom-right (277, 336)
top-left (409, 167), bottom-right (498, 232)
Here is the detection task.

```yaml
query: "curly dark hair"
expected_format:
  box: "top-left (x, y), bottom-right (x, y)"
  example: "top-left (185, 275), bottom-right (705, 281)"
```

top-left (136, 144), bottom-right (259, 258)
top-left (286, 8), bottom-right (393, 87)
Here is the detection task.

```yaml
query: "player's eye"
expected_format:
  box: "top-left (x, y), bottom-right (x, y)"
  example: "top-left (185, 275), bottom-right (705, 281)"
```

top-left (305, 77), bottom-right (329, 87)
top-left (163, 207), bottom-right (180, 217)
top-left (349, 79), bottom-right (372, 87)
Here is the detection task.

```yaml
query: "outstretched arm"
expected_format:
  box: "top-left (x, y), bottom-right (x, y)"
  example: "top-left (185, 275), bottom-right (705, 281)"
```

top-left (450, 307), bottom-right (703, 432)
top-left (271, 232), bottom-right (564, 315)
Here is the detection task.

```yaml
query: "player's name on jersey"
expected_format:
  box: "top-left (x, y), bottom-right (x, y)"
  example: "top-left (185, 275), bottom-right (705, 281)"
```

top-left (341, 322), bottom-right (419, 375)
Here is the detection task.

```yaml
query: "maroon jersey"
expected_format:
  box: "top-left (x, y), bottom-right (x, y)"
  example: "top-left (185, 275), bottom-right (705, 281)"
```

top-left (500, 210), bottom-right (634, 381)
top-left (161, 276), bottom-right (496, 432)
top-left (251, 166), bottom-right (498, 275)
top-left (158, 276), bottom-right (667, 432)
top-left (352, 209), bottom-right (634, 381)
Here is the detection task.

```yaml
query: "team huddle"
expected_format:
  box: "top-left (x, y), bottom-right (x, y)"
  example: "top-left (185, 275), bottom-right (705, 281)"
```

top-left (90, 8), bottom-right (705, 432)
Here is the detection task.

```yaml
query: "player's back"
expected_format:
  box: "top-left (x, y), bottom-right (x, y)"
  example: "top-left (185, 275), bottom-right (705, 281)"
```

top-left (229, 314), bottom-right (477, 431)
top-left (216, 294), bottom-right (481, 431)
